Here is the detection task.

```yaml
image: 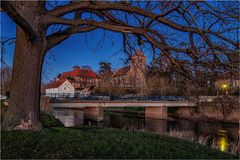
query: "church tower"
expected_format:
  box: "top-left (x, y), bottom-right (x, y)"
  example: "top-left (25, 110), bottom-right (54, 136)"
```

top-left (130, 50), bottom-right (147, 94)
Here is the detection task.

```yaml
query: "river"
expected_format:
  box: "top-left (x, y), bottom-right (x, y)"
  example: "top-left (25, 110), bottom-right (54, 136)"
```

top-left (52, 107), bottom-right (239, 156)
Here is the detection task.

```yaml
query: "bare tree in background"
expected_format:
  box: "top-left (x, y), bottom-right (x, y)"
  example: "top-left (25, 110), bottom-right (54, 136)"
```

top-left (0, 66), bottom-right (12, 96)
top-left (99, 62), bottom-right (112, 95)
top-left (0, 37), bottom-right (15, 97)
top-left (1, 1), bottom-right (239, 130)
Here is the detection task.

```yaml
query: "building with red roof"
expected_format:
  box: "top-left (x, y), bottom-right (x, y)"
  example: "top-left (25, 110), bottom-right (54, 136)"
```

top-left (46, 66), bottom-right (100, 97)
top-left (46, 50), bottom-right (147, 96)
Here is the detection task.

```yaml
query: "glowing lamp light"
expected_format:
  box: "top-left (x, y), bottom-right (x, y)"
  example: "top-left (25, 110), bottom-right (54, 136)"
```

top-left (220, 83), bottom-right (229, 91)
top-left (218, 137), bottom-right (229, 152)
top-left (222, 84), bottom-right (227, 88)
top-left (217, 130), bottom-right (229, 152)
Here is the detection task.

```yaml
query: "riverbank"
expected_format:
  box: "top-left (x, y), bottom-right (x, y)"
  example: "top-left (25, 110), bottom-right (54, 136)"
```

top-left (1, 126), bottom-right (236, 159)
top-left (175, 95), bottom-right (239, 124)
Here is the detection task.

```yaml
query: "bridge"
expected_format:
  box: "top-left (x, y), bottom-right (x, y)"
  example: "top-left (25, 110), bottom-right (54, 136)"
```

top-left (51, 100), bottom-right (196, 108)
top-left (50, 99), bottom-right (196, 120)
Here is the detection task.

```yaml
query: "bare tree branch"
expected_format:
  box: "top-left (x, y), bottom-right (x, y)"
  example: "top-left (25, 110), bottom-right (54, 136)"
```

top-left (1, 1), bottom-right (37, 39)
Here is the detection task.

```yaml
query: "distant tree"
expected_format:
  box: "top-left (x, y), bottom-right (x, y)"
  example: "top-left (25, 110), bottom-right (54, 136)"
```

top-left (81, 65), bottom-right (92, 70)
top-left (1, 37), bottom-right (15, 67)
top-left (147, 58), bottom-right (176, 96)
top-left (0, 66), bottom-right (12, 96)
top-left (1, 1), bottom-right (239, 130)
top-left (99, 62), bottom-right (112, 94)
top-left (99, 62), bottom-right (112, 75)
top-left (57, 74), bottom-right (61, 79)
top-left (0, 37), bottom-right (14, 97)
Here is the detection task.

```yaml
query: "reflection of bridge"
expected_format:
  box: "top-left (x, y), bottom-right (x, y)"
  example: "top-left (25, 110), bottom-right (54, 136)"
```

top-left (51, 100), bottom-right (196, 119)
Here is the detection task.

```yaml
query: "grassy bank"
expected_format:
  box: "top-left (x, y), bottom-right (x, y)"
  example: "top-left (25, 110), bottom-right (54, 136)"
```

top-left (174, 96), bottom-right (240, 123)
top-left (1, 126), bottom-right (236, 159)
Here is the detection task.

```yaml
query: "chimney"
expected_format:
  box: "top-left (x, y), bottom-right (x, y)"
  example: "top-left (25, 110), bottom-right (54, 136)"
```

top-left (73, 65), bottom-right (80, 70)
top-left (56, 73), bottom-right (61, 80)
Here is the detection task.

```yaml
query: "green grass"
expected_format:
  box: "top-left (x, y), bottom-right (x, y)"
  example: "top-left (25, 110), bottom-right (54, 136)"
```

top-left (1, 126), bottom-right (237, 159)
top-left (40, 113), bottom-right (64, 128)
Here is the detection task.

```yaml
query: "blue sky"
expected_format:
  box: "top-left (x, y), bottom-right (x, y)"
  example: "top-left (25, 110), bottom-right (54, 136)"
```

top-left (1, 13), bottom-right (152, 83)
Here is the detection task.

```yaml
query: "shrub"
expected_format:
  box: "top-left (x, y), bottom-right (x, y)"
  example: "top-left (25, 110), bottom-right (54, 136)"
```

top-left (0, 100), bottom-right (8, 122)
top-left (40, 113), bottom-right (64, 128)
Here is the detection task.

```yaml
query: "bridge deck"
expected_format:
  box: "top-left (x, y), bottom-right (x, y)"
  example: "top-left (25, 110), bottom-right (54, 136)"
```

top-left (51, 100), bottom-right (196, 108)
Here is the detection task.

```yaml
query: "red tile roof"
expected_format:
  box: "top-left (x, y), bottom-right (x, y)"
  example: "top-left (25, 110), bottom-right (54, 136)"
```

top-left (61, 67), bottom-right (99, 79)
top-left (46, 79), bottom-right (84, 89)
top-left (46, 66), bottom-right (99, 89)
top-left (112, 66), bottom-right (130, 77)
top-left (46, 79), bottom-right (65, 89)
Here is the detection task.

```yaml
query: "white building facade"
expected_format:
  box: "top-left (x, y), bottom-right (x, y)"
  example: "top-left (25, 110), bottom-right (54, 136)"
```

top-left (46, 80), bottom-right (75, 97)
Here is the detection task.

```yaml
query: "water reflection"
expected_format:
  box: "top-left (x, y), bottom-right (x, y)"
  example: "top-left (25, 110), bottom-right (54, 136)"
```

top-left (52, 108), bottom-right (239, 155)
top-left (53, 109), bottom-right (84, 127)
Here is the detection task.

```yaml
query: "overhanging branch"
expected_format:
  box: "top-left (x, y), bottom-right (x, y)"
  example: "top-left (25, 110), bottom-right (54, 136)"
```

top-left (1, 1), bottom-right (37, 39)
top-left (46, 26), bottom-right (97, 52)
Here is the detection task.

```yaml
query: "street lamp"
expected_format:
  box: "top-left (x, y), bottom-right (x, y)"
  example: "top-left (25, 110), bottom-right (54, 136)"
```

top-left (220, 83), bottom-right (229, 95)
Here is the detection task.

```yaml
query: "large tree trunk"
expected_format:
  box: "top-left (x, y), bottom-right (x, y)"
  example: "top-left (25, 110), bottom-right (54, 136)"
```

top-left (2, 26), bottom-right (45, 131)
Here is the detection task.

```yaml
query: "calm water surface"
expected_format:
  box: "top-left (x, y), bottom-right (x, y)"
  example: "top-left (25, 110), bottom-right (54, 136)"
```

top-left (52, 108), bottom-right (239, 155)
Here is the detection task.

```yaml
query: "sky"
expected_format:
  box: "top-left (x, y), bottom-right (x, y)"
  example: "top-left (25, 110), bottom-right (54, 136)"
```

top-left (2, 1), bottom-right (237, 83)
top-left (1, 13), bottom-right (152, 83)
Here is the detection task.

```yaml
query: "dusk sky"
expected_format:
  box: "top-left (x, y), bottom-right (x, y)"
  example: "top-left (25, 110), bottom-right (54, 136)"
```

top-left (1, 13), bottom-right (152, 83)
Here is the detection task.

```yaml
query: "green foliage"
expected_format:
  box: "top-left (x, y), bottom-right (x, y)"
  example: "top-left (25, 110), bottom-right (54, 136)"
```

top-left (0, 100), bottom-right (8, 121)
top-left (99, 62), bottom-right (112, 74)
top-left (40, 113), bottom-right (64, 128)
top-left (1, 126), bottom-right (236, 159)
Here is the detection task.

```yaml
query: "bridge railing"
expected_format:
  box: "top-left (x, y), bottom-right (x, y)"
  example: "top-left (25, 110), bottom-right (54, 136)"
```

top-left (44, 93), bottom-right (187, 102)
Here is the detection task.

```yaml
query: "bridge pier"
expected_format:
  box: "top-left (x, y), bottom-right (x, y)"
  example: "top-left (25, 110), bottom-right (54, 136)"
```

top-left (145, 106), bottom-right (168, 119)
top-left (84, 107), bottom-right (103, 122)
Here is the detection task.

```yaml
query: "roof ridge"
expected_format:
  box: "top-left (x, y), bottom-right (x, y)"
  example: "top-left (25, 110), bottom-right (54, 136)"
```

top-left (112, 66), bottom-right (130, 78)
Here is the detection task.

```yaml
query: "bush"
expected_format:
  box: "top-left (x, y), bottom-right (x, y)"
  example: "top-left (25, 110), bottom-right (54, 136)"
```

top-left (40, 113), bottom-right (64, 128)
top-left (0, 100), bottom-right (8, 122)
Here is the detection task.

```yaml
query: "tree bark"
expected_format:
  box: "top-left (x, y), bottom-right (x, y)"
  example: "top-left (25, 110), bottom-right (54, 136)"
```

top-left (2, 26), bottom-right (45, 131)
